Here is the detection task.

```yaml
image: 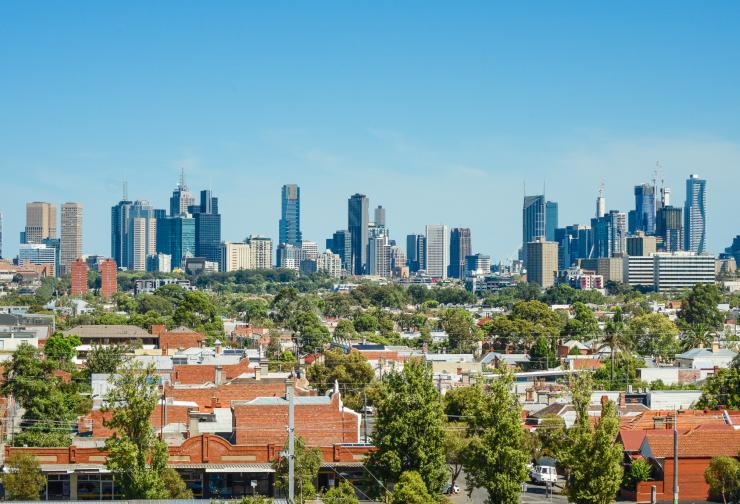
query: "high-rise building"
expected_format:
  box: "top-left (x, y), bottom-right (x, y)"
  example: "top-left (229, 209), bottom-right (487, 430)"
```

top-left (626, 232), bottom-right (657, 257)
top-left (722, 235), bottom-right (740, 268)
top-left (555, 224), bottom-right (591, 270)
top-left (247, 236), bottom-right (273, 269)
top-left (70, 258), bottom-right (88, 296)
top-left (348, 194), bottom-right (369, 275)
top-left (368, 234), bottom-right (391, 277)
top-left (327, 230), bottom-right (352, 272)
top-left (406, 234), bottom-right (426, 273)
top-left (169, 170), bottom-right (195, 217)
top-left (156, 216), bottom-right (195, 269)
top-left (146, 253), bottom-right (172, 273)
top-left (389, 245), bottom-right (407, 275)
top-left (300, 241), bottom-right (318, 262)
top-left (60, 202), bottom-right (83, 275)
top-left (374, 206), bottom-right (386, 228)
top-left (545, 201), bottom-right (558, 241)
top-left (656, 206), bottom-right (683, 252)
top-left (279, 184), bottom-right (302, 246)
top-left (521, 195), bottom-right (545, 263)
top-left (221, 242), bottom-right (252, 272)
top-left (425, 224), bottom-right (449, 279)
top-left (464, 254), bottom-right (492, 276)
top-left (596, 185), bottom-right (606, 218)
top-left (128, 200), bottom-right (157, 271)
top-left (19, 244), bottom-right (57, 276)
top-left (632, 184), bottom-right (656, 235)
top-left (111, 197), bottom-right (133, 268)
top-left (276, 243), bottom-right (301, 270)
top-left (194, 190), bottom-right (221, 264)
top-left (591, 210), bottom-right (627, 258)
top-left (526, 237), bottom-right (558, 288)
top-left (684, 174), bottom-right (707, 253)
top-left (317, 251), bottom-right (342, 278)
top-left (449, 228), bottom-right (472, 279)
top-left (654, 252), bottom-right (715, 292)
top-left (99, 259), bottom-right (117, 298)
top-left (25, 202), bottom-right (56, 244)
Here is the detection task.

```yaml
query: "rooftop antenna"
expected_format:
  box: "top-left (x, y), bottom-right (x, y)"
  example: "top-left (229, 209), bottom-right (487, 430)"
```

top-left (179, 167), bottom-right (186, 189)
top-left (122, 180), bottom-right (128, 200)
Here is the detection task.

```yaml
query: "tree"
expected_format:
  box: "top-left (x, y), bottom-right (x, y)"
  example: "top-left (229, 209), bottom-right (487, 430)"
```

top-left (563, 302), bottom-right (600, 341)
top-left (273, 436), bottom-right (322, 503)
top-left (461, 372), bottom-right (529, 504)
top-left (86, 344), bottom-right (129, 375)
top-left (103, 361), bottom-right (169, 499)
top-left (560, 375), bottom-right (623, 504)
top-left (627, 313), bottom-right (679, 361)
top-left (1, 452), bottom-right (46, 500)
top-left (306, 348), bottom-right (374, 411)
top-left (444, 424), bottom-right (470, 490)
top-left (440, 308), bottom-right (482, 353)
top-left (679, 284), bottom-right (724, 348)
top-left (444, 386), bottom-right (481, 419)
top-left (600, 308), bottom-right (631, 388)
top-left (333, 319), bottom-right (357, 340)
top-left (162, 467), bottom-right (193, 498)
top-left (294, 310), bottom-right (331, 354)
top-left (536, 414), bottom-right (567, 460)
top-left (43, 332), bottom-right (81, 366)
top-left (389, 471), bottom-right (438, 504)
top-left (627, 459), bottom-right (652, 490)
top-left (322, 481), bottom-right (359, 504)
top-left (366, 359), bottom-right (448, 495)
top-left (696, 355), bottom-right (740, 409)
top-left (704, 456), bottom-right (740, 504)
top-left (528, 335), bottom-right (557, 370)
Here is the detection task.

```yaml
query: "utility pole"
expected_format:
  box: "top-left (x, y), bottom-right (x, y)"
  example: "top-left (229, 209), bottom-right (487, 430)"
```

top-left (288, 382), bottom-right (295, 503)
top-left (363, 392), bottom-right (368, 443)
top-left (673, 410), bottom-right (678, 504)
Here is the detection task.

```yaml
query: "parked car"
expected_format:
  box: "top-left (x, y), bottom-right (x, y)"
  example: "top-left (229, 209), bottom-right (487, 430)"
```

top-left (361, 405), bottom-right (375, 415)
top-left (530, 465), bottom-right (558, 485)
top-left (444, 483), bottom-right (460, 494)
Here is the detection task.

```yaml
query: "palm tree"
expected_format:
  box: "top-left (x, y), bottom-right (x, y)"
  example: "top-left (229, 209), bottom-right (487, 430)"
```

top-left (599, 308), bottom-right (633, 389)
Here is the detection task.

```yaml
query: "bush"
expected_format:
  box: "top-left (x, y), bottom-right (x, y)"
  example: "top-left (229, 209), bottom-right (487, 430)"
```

top-left (628, 459), bottom-right (652, 489)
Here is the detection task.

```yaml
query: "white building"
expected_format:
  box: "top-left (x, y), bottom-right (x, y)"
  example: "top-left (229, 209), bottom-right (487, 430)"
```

top-left (654, 252), bottom-right (715, 292)
top-left (277, 243), bottom-right (300, 271)
top-left (130, 217), bottom-right (156, 272)
top-left (60, 202), bottom-right (83, 275)
top-left (300, 241), bottom-right (318, 261)
top-left (425, 224), bottom-right (449, 279)
top-left (18, 244), bottom-right (56, 275)
top-left (317, 250), bottom-right (342, 278)
top-left (147, 253), bottom-right (172, 273)
top-left (624, 255), bottom-right (655, 288)
top-left (368, 234), bottom-right (391, 277)
top-left (221, 242), bottom-right (251, 272)
top-left (675, 344), bottom-right (737, 370)
top-left (247, 236), bottom-right (273, 269)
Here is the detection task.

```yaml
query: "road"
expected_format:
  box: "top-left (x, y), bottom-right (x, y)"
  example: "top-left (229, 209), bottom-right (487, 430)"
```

top-left (449, 474), bottom-right (569, 503)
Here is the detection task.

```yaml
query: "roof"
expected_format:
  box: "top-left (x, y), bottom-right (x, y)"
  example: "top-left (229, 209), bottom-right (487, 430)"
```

top-left (232, 396), bottom-right (332, 407)
top-left (675, 347), bottom-right (737, 360)
top-left (63, 325), bottom-right (153, 339)
top-left (481, 352), bottom-right (530, 365)
top-left (618, 430), bottom-right (647, 452)
top-left (643, 429), bottom-right (740, 458)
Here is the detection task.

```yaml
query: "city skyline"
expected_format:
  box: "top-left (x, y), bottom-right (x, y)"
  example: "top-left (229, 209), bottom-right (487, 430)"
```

top-left (2, 3), bottom-right (740, 260)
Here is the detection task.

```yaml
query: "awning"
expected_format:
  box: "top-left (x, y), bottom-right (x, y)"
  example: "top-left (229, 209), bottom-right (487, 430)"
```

top-left (39, 464), bottom-right (110, 474)
top-left (168, 463), bottom-right (274, 473)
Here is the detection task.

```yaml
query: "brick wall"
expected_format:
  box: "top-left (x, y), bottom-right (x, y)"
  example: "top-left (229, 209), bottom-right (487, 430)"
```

top-left (78, 405), bottom-right (194, 437)
top-left (172, 358), bottom-right (252, 385)
top-left (635, 458), bottom-right (715, 502)
top-left (164, 381), bottom-right (291, 408)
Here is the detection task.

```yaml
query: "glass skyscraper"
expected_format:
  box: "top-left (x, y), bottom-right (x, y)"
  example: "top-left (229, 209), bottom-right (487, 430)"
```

top-left (633, 184), bottom-right (656, 235)
top-left (156, 216), bottom-right (195, 269)
top-left (348, 194), bottom-right (369, 275)
top-left (111, 198), bottom-right (133, 269)
top-left (328, 230), bottom-right (352, 272)
top-left (406, 234), bottom-right (426, 273)
top-left (521, 195), bottom-right (545, 263)
top-left (449, 227), bottom-right (471, 279)
top-left (279, 184), bottom-right (302, 246)
top-left (545, 201), bottom-right (558, 241)
top-left (195, 190), bottom-right (221, 265)
top-left (684, 174), bottom-right (707, 253)
top-left (656, 205), bottom-right (683, 252)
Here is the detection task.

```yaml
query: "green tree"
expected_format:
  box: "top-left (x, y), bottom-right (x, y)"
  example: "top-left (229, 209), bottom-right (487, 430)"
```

top-left (560, 375), bottom-right (623, 504)
top-left (306, 348), bottom-right (375, 411)
top-left (461, 372), bottom-right (528, 504)
top-left (353, 312), bottom-right (379, 333)
top-left (440, 308), bottom-right (482, 353)
top-left (366, 359), bottom-right (448, 495)
top-left (445, 424), bottom-right (470, 490)
top-left (528, 335), bottom-right (557, 370)
top-left (600, 308), bottom-right (632, 388)
top-left (162, 467), bottom-right (193, 498)
top-left (389, 471), bottom-right (438, 504)
top-left (704, 456), bottom-right (740, 504)
top-left (294, 310), bottom-right (331, 354)
top-left (103, 361), bottom-right (169, 499)
top-left (43, 332), bottom-right (81, 366)
top-left (444, 386), bottom-right (481, 419)
top-left (333, 319), bottom-right (357, 340)
top-left (628, 313), bottom-right (679, 361)
top-left (86, 344), bottom-right (129, 375)
top-left (563, 302), bottom-right (600, 341)
top-left (536, 414), bottom-right (567, 460)
top-left (1, 452), bottom-right (46, 500)
top-left (627, 459), bottom-right (652, 490)
top-left (273, 437), bottom-right (322, 503)
top-left (679, 284), bottom-right (724, 349)
top-left (696, 355), bottom-right (740, 409)
top-left (322, 481), bottom-right (359, 504)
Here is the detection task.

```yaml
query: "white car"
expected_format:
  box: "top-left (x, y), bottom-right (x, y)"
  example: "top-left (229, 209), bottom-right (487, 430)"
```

top-left (444, 483), bottom-right (461, 494)
top-left (530, 465), bottom-right (558, 485)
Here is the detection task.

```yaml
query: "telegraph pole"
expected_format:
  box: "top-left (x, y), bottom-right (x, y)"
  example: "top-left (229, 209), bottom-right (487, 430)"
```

top-left (288, 382), bottom-right (295, 503)
top-left (673, 410), bottom-right (678, 504)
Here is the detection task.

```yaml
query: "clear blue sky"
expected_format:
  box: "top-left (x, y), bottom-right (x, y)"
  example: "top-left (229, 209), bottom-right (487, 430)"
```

top-left (1, 2), bottom-right (739, 261)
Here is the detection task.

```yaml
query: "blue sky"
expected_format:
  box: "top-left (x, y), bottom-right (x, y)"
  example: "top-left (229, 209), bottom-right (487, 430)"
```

top-left (1, 2), bottom-right (739, 261)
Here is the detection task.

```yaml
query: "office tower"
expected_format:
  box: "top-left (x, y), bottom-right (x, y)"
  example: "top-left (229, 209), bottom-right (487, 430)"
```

top-left (596, 185), bottom-right (606, 218)
top-left (626, 231), bottom-right (657, 257)
top-left (630, 183), bottom-right (656, 235)
top-left (300, 241), bottom-right (318, 262)
top-left (624, 255), bottom-right (655, 288)
top-left (111, 197), bottom-right (133, 268)
top-left (591, 210), bottom-right (627, 258)
top-left (449, 228), bottom-right (472, 279)
top-left (42, 238), bottom-right (61, 276)
top-left (328, 230), bottom-right (352, 272)
top-left (279, 184), bottom-right (302, 246)
top-left (277, 243), bottom-right (300, 270)
top-left (425, 224), bottom-right (449, 279)
top-left (654, 252), bottom-right (715, 292)
top-left (389, 245), bottom-right (407, 274)
top-left (526, 237), bottom-right (558, 288)
top-left (99, 259), bottom-right (117, 298)
top-left (555, 224), bottom-right (591, 270)
top-left (156, 215), bottom-right (195, 269)
top-left (406, 234), bottom-right (426, 272)
top-left (60, 202), bottom-right (83, 275)
top-left (195, 190), bottom-right (221, 264)
top-left (128, 200), bottom-right (157, 271)
top-left (465, 253), bottom-right (492, 276)
top-left (656, 206), bottom-right (683, 252)
top-left (368, 234), bottom-right (391, 277)
top-left (722, 236), bottom-right (740, 268)
top-left (220, 242), bottom-right (251, 272)
top-left (70, 258), bottom-right (88, 296)
top-left (374, 206), bottom-right (386, 228)
top-left (348, 194), bottom-right (369, 275)
top-left (247, 236), bottom-right (273, 269)
top-left (169, 170), bottom-right (195, 217)
top-left (25, 202), bottom-right (56, 244)
top-left (19, 244), bottom-right (57, 276)
top-left (317, 251), bottom-right (342, 278)
top-left (521, 195), bottom-right (545, 263)
top-left (684, 174), bottom-right (707, 253)
top-left (146, 253), bottom-right (172, 273)
top-left (545, 201), bottom-right (558, 241)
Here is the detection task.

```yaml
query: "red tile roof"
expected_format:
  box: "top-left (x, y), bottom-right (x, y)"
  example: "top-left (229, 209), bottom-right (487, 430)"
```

top-left (618, 430), bottom-right (646, 452)
top-left (644, 429), bottom-right (740, 458)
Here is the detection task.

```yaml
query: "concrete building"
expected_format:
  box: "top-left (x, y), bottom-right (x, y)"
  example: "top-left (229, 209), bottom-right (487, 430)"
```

top-left (300, 241), bottom-right (318, 261)
top-left (247, 236), bottom-right (272, 269)
top-left (626, 231), bottom-right (657, 257)
top-left (60, 202), bottom-right (83, 275)
top-left (624, 255), bottom-right (655, 288)
top-left (146, 253), bottom-right (172, 273)
top-left (276, 243), bottom-right (300, 270)
top-left (425, 224), bottom-right (449, 279)
top-left (684, 174), bottom-right (707, 253)
top-left (327, 230), bottom-right (352, 272)
top-left (19, 244), bottom-right (57, 276)
top-left (654, 252), bottom-right (715, 292)
top-left (317, 250), bottom-right (342, 278)
top-left (464, 253), bottom-right (491, 277)
top-left (24, 201), bottom-right (56, 244)
top-left (99, 259), bottom-right (117, 298)
top-left (526, 237), bottom-right (558, 288)
top-left (70, 258), bottom-right (88, 296)
top-left (221, 242), bottom-right (251, 272)
top-left (368, 234), bottom-right (391, 277)
top-left (578, 257), bottom-right (624, 283)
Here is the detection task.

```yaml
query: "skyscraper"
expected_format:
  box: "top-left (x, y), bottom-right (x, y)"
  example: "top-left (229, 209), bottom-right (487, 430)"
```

top-left (633, 184), bottom-right (656, 235)
top-left (591, 210), bottom-right (627, 258)
top-left (246, 236), bottom-right (273, 269)
top-left (684, 174), bottom-right (707, 253)
top-left (545, 201), bottom-right (558, 241)
top-left (25, 202), bottom-right (56, 244)
top-left (425, 224), bottom-right (449, 279)
top-left (656, 205), bottom-right (683, 252)
top-left (521, 195), bottom-right (545, 262)
top-left (169, 170), bottom-right (195, 217)
top-left (449, 228), bottom-right (472, 279)
top-left (555, 224), bottom-right (591, 270)
top-left (156, 215), bottom-right (195, 269)
top-left (70, 258), bottom-right (88, 296)
top-left (526, 237), bottom-right (558, 288)
top-left (348, 194), bottom-right (369, 275)
top-left (368, 234), bottom-right (391, 277)
top-left (406, 234), bottom-right (426, 273)
top-left (374, 206), bottom-right (386, 228)
top-left (111, 196), bottom-right (133, 269)
top-left (596, 185), bottom-right (606, 218)
top-left (626, 232), bottom-right (657, 257)
top-left (19, 244), bottom-right (57, 276)
top-left (328, 230), bottom-right (352, 272)
top-left (129, 200), bottom-right (157, 271)
top-left (195, 190), bottom-right (221, 264)
top-left (99, 259), bottom-right (117, 298)
top-left (60, 202), bottom-right (83, 275)
top-left (279, 184), bottom-right (302, 246)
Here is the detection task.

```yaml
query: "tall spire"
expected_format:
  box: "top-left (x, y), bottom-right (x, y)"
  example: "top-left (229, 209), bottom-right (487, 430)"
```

top-left (122, 179), bottom-right (128, 200)
top-left (179, 167), bottom-right (187, 190)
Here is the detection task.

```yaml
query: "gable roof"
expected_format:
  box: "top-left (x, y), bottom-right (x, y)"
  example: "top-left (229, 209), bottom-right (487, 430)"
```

top-left (63, 325), bottom-right (153, 339)
top-left (643, 429), bottom-right (740, 458)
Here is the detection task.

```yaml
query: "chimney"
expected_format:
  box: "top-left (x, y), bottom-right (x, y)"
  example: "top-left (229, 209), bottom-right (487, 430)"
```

top-left (618, 392), bottom-right (626, 408)
top-left (210, 397), bottom-right (220, 409)
top-left (601, 395), bottom-right (609, 407)
top-left (215, 365), bottom-right (223, 385)
top-left (526, 388), bottom-right (534, 402)
top-left (260, 358), bottom-right (269, 376)
top-left (215, 340), bottom-right (222, 355)
top-left (188, 412), bottom-right (200, 437)
top-left (254, 366), bottom-right (261, 381)
top-left (711, 340), bottom-right (720, 353)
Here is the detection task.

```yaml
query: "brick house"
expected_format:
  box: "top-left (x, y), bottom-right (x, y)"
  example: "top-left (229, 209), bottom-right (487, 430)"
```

top-left (152, 325), bottom-right (207, 352)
